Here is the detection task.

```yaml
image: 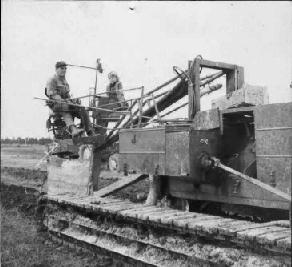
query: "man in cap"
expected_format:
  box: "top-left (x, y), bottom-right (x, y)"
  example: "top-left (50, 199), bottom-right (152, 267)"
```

top-left (45, 61), bottom-right (92, 137)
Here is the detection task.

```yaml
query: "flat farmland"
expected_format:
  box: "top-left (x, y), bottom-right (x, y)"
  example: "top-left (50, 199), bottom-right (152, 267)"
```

top-left (1, 144), bottom-right (47, 170)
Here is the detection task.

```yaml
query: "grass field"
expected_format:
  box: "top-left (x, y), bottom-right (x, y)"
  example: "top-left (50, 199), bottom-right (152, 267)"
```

top-left (1, 144), bottom-right (148, 266)
top-left (1, 144), bottom-right (47, 170)
top-left (1, 184), bottom-right (110, 267)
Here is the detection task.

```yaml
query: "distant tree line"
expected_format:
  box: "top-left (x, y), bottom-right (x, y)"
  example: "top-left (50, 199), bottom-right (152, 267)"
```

top-left (1, 137), bottom-right (53, 145)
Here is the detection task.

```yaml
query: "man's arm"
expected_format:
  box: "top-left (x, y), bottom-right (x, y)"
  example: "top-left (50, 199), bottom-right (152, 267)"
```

top-left (46, 77), bottom-right (60, 100)
top-left (116, 82), bottom-right (126, 103)
top-left (106, 84), bottom-right (111, 97)
top-left (45, 77), bottom-right (65, 110)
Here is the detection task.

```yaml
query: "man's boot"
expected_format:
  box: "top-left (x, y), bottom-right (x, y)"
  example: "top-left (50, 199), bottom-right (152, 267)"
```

top-left (79, 109), bottom-right (93, 136)
top-left (86, 128), bottom-right (94, 136)
top-left (145, 174), bottom-right (160, 206)
top-left (69, 125), bottom-right (84, 137)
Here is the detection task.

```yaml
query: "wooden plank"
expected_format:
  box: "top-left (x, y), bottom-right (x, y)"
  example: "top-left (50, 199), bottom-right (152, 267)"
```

top-left (256, 230), bottom-right (291, 245)
top-left (157, 211), bottom-right (186, 221)
top-left (277, 237), bottom-right (291, 250)
top-left (90, 198), bottom-right (120, 207)
top-left (93, 174), bottom-right (147, 198)
top-left (226, 68), bottom-right (236, 94)
top-left (119, 205), bottom-right (158, 217)
top-left (171, 213), bottom-right (202, 228)
top-left (174, 215), bottom-right (218, 230)
top-left (200, 59), bottom-right (236, 71)
top-left (135, 207), bottom-right (167, 219)
top-left (193, 58), bottom-right (201, 117)
top-left (137, 208), bottom-right (171, 221)
top-left (89, 198), bottom-right (121, 205)
top-left (147, 210), bottom-right (184, 223)
top-left (159, 212), bottom-right (188, 225)
top-left (217, 220), bottom-right (255, 236)
top-left (104, 203), bottom-right (142, 214)
top-left (237, 66), bottom-right (245, 90)
top-left (186, 216), bottom-right (227, 232)
top-left (168, 212), bottom-right (199, 222)
top-left (98, 200), bottom-right (131, 213)
top-left (188, 60), bottom-right (195, 120)
top-left (90, 149), bottom-right (102, 191)
top-left (91, 198), bottom-right (124, 206)
top-left (193, 218), bottom-right (235, 235)
top-left (236, 227), bottom-right (285, 243)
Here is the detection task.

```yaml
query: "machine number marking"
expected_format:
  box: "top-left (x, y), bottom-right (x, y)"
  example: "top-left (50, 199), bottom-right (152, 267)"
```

top-left (200, 138), bottom-right (208, 145)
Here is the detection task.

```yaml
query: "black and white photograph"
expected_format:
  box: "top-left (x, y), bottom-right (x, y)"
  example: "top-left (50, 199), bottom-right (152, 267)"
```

top-left (1, 1), bottom-right (292, 266)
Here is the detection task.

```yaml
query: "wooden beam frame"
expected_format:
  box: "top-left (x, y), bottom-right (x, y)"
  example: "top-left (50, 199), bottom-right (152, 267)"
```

top-left (188, 57), bottom-right (245, 120)
top-left (200, 59), bottom-right (236, 71)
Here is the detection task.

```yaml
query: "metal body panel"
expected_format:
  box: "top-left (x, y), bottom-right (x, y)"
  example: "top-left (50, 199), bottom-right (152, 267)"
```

top-left (167, 176), bottom-right (289, 210)
top-left (47, 156), bottom-right (91, 196)
top-left (164, 104), bottom-right (290, 211)
top-left (256, 129), bottom-right (291, 155)
top-left (255, 103), bottom-right (292, 194)
top-left (119, 125), bottom-right (191, 176)
top-left (119, 153), bottom-right (165, 175)
top-left (256, 157), bottom-right (292, 194)
top-left (255, 103), bottom-right (292, 128)
top-left (165, 131), bottom-right (190, 176)
top-left (119, 124), bottom-right (220, 178)
top-left (119, 128), bottom-right (165, 153)
top-left (117, 102), bottom-right (291, 212)
top-left (119, 127), bottom-right (166, 175)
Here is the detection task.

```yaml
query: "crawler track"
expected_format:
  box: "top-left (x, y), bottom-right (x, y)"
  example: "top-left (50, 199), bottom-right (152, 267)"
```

top-left (43, 194), bottom-right (291, 266)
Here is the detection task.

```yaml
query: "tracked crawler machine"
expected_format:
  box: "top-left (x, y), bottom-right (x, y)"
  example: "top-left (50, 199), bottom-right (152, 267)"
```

top-left (42, 56), bottom-right (291, 266)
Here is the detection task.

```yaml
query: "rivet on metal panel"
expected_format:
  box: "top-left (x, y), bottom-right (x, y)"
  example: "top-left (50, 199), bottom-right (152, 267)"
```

top-left (269, 171), bottom-right (277, 187)
top-left (123, 163), bottom-right (128, 176)
top-left (232, 178), bottom-right (241, 194)
top-left (155, 165), bottom-right (159, 175)
top-left (251, 142), bottom-right (256, 153)
top-left (131, 134), bottom-right (137, 144)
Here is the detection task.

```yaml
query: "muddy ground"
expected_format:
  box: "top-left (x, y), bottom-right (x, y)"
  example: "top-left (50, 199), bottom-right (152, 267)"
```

top-left (1, 144), bottom-right (148, 267)
top-left (1, 183), bottom-right (117, 267)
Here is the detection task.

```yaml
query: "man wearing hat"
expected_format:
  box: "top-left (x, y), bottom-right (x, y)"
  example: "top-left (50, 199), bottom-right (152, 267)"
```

top-left (45, 61), bottom-right (92, 137)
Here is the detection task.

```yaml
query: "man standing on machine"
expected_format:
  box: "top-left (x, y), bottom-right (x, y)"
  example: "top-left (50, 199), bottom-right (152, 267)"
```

top-left (106, 71), bottom-right (128, 109)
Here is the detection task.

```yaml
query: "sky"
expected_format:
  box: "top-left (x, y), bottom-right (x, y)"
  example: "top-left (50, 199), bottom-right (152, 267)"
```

top-left (1, 1), bottom-right (292, 138)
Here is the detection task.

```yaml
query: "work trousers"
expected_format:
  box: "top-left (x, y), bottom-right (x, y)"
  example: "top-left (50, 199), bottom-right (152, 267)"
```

top-left (50, 101), bottom-right (91, 132)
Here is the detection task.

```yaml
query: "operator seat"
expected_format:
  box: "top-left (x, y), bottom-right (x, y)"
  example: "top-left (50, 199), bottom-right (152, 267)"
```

top-left (45, 87), bottom-right (72, 139)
